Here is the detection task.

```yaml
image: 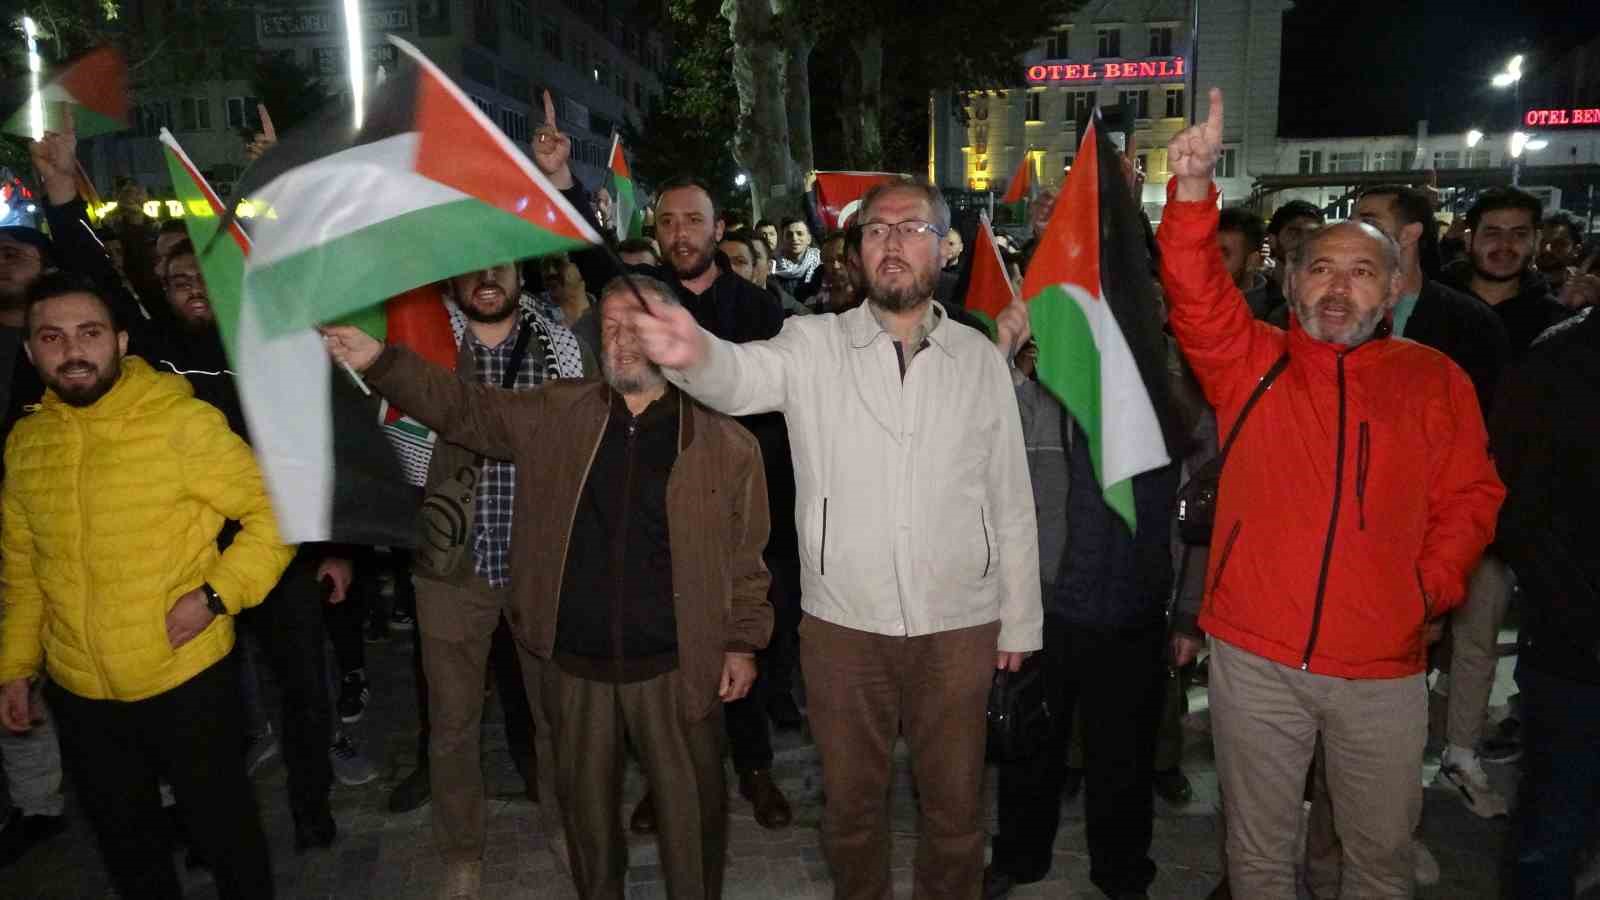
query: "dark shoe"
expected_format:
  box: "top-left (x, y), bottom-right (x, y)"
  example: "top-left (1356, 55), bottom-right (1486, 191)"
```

top-left (1153, 768), bottom-right (1194, 805)
top-left (1062, 767), bottom-right (1084, 801)
top-left (337, 670), bottom-right (371, 724)
top-left (293, 813), bottom-right (337, 853)
top-left (0, 809), bottom-right (65, 868)
top-left (983, 865), bottom-right (1040, 900)
top-left (1480, 716), bottom-right (1523, 764)
top-left (1207, 877), bottom-right (1232, 900)
top-left (630, 791), bottom-right (657, 835)
top-left (738, 769), bottom-right (793, 829)
top-left (767, 692), bottom-right (804, 731)
top-left (510, 751), bottom-right (539, 804)
top-left (388, 765), bottom-right (431, 814)
top-left (389, 609), bottom-right (416, 631)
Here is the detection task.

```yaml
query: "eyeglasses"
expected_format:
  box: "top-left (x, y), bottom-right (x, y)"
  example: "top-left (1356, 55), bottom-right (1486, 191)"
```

top-left (860, 220), bottom-right (947, 243)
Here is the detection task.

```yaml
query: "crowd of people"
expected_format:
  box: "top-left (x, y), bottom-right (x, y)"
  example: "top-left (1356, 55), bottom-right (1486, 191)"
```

top-left (0, 82), bottom-right (1597, 900)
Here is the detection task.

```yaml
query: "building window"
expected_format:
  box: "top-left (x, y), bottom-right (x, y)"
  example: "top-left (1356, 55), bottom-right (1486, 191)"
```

top-left (1164, 87), bottom-right (1185, 118)
top-left (474, 0), bottom-right (499, 50)
top-left (541, 18), bottom-right (562, 59)
top-left (499, 108), bottom-right (529, 142)
top-left (1298, 149), bottom-right (1323, 174)
top-left (469, 95), bottom-right (495, 118)
top-left (225, 97), bottom-right (257, 130)
top-left (1118, 89), bottom-right (1149, 119)
top-left (1466, 148), bottom-right (1492, 168)
top-left (1432, 150), bottom-right (1460, 169)
top-left (179, 97), bottom-right (211, 132)
top-left (1025, 92), bottom-right (1042, 122)
top-left (1371, 150), bottom-right (1402, 171)
top-left (1330, 151), bottom-right (1364, 173)
top-left (1149, 26), bottom-right (1174, 56)
top-left (1046, 26), bottom-right (1070, 59)
top-left (1065, 90), bottom-right (1093, 123)
top-left (508, 0), bottom-right (532, 41)
top-left (633, 81), bottom-right (644, 108)
top-left (1214, 147), bottom-right (1238, 179)
top-left (1097, 27), bottom-right (1121, 58)
top-left (137, 101), bottom-right (172, 137)
top-left (1062, 153), bottom-right (1074, 174)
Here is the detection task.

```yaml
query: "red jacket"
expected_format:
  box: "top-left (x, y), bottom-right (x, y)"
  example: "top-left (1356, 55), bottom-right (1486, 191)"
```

top-left (1157, 184), bottom-right (1505, 679)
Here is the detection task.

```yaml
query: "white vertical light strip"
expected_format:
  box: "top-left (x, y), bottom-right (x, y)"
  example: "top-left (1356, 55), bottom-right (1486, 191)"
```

top-left (23, 16), bottom-right (44, 140)
top-left (342, 0), bottom-right (365, 129)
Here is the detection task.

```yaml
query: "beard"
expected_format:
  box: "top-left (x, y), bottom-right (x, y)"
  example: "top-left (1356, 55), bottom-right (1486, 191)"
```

top-left (668, 240), bottom-right (716, 281)
top-left (1470, 251), bottom-right (1529, 284)
top-left (1293, 292), bottom-right (1387, 346)
top-left (602, 357), bottom-right (666, 395)
top-left (867, 257), bottom-right (938, 313)
top-left (457, 286), bottom-right (519, 323)
top-left (48, 358), bottom-right (121, 407)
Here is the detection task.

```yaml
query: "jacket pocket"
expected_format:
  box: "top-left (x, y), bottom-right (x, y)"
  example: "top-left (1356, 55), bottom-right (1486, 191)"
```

top-left (979, 507), bottom-right (993, 579)
top-left (1210, 521), bottom-right (1243, 594)
top-left (819, 497), bottom-right (829, 576)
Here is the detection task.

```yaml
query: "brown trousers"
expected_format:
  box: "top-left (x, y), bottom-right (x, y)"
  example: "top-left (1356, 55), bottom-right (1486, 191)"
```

top-left (800, 614), bottom-right (1000, 900)
top-left (1210, 639), bottom-right (1426, 899)
top-left (541, 665), bottom-right (727, 900)
top-left (416, 575), bottom-right (562, 863)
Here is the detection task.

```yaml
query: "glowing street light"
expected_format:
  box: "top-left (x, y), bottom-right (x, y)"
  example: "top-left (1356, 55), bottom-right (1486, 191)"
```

top-left (22, 16), bottom-right (44, 141)
top-left (1508, 131), bottom-right (1530, 159)
top-left (1465, 129), bottom-right (1484, 148)
top-left (1525, 136), bottom-right (1549, 152)
top-left (733, 172), bottom-right (748, 187)
top-left (342, 0), bottom-right (365, 129)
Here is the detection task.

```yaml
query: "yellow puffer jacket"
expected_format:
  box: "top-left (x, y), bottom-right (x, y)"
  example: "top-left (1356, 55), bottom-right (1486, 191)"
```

top-left (0, 357), bottom-right (293, 701)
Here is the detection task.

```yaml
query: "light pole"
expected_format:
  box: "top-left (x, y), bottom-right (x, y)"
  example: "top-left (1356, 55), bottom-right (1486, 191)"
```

top-left (1492, 55), bottom-right (1523, 185)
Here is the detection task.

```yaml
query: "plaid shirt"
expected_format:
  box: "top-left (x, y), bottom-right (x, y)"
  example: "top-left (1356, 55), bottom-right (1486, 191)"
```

top-left (467, 311), bottom-right (584, 587)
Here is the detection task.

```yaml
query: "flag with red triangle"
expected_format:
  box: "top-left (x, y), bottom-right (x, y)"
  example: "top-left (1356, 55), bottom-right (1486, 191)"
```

top-left (232, 36), bottom-right (602, 338)
top-left (607, 135), bottom-right (645, 240)
top-left (809, 171), bottom-right (900, 232)
top-left (998, 151), bottom-right (1034, 223)
top-left (961, 213), bottom-right (1017, 337)
top-left (1022, 115), bottom-right (1172, 532)
top-left (3, 46), bottom-right (128, 138)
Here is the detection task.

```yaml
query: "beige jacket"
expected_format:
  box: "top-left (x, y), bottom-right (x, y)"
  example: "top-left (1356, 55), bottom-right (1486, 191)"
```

top-left (666, 301), bottom-right (1042, 652)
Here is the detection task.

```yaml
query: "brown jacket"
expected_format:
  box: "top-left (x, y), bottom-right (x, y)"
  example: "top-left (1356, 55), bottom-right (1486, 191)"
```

top-left (366, 346), bottom-right (773, 722)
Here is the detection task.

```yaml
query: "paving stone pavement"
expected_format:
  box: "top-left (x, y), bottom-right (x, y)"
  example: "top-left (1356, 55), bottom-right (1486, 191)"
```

top-left (3, 627), bottom-right (1548, 899)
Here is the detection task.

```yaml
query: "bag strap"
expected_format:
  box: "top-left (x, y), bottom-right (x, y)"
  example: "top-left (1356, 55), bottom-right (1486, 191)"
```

top-left (1217, 352), bottom-right (1289, 461)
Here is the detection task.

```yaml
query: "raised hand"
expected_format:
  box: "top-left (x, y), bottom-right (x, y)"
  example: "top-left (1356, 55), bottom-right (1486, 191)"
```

top-left (532, 89), bottom-right (575, 190)
top-left (321, 325), bottom-right (385, 372)
top-left (628, 289), bottom-right (708, 371)
top-left (29, 106), bottom-right (78, 204)
top-left (1167, 87), bottom-right (1224, 201)
top-left (994, 297), bottom-right (1031, 360)
top-left (0, 680), bottom-right (33, 734)
top-left (244, 104), bottom-right (278, 162)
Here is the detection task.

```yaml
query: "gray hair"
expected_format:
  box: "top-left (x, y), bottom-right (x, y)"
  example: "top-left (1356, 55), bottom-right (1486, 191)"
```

top-left (1289, 221), bottom-right (1401, 274)
top-left (598, 273), bottom-right (679, 312)
top-left (858, 177), bottom-right (952, 233)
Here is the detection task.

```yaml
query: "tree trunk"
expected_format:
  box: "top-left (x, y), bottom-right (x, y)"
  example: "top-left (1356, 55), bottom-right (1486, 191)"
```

top-left (722, 0), bottom-right (801, 221)
top-left (785, 29), bottom-right (815, 177)
top-left (850, 28), bottom-right (884, 170)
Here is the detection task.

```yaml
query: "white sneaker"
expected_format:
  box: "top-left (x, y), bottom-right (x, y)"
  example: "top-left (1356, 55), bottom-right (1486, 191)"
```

top-left (1433, 744), bottom-right (1509, 818)
top-left (1413, 837), bottom-right (1440, 887)
top-left (438, 860), bottom-right (482, 900)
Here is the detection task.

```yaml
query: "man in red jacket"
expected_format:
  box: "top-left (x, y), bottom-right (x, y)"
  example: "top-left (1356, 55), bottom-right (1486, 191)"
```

top-left (1159, 89), bottom-right (1505, 899)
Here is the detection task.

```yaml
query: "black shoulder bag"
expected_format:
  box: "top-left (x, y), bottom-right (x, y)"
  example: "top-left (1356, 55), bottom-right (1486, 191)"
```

top-left (414, 320), bottom-right (536, 578)
top-left (986, 651), bottom-right (1053, 763)
top-left (1175, 352), bottom-right (1290, 547)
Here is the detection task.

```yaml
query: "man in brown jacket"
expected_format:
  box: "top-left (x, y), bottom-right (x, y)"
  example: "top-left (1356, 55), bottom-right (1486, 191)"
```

top-left (324, 273), bottom-right (773, 900)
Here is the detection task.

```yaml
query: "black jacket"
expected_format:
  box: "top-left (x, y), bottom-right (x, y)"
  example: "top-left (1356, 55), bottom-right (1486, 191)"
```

top-left (1403, 279), bottom-right (1511, 413)
top-left (1447, 268), bottom-right (1572, 358)
top-left (1490, 309), bottom-right (1600, 684)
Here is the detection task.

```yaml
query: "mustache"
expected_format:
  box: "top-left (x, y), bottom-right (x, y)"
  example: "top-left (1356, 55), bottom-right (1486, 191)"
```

top-left (57, 360), bottom-right (97, 374)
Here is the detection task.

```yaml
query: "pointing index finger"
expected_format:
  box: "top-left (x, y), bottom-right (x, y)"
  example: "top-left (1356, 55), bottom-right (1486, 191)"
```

top-left (258, 104), bottom-right (277, 141)
top-left (542, 89), bottom-right (557, 129)
top-left (1204, 87), bottom-right (1224, 144)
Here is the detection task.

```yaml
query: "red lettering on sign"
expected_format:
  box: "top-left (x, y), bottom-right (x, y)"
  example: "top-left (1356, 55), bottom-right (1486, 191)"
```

top-left (1026, 56), bottom-right (1186, 83)
top-left (1045, 65), bottom-right (1063, 80)
top-left (1028, 65), bottom-right (1047, 82)
top-left (1175, 58), bottom-right (1185, 76)
top-left (1138, 62), bottom-right (1156, 77)
top-left (1522, 107), bottom-right (1600, 128)
top-left (1104, 63), bottom-right (1121, 78)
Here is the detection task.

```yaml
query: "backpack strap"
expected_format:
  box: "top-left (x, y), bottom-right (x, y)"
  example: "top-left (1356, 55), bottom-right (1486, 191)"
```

top-left (1217, 352), bottom-right (1289, 461)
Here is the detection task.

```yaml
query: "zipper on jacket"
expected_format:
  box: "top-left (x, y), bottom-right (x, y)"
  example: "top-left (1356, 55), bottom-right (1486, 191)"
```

top-left (1211, 520), bottom-right (1243, 593)
top-left (553, 403), bottom-right (611, 604)
top-left (611, 417), bottom-right (640, 682)
top-left (1301, 353), bottom-right (1349, 670)
top-left (73, 417), bottom-right (110, 696)
top-left (980, 508), bottom-right (992, 579)
top-left (1355, 422), bottom-right (1371, 531)
top-left (819, 497), bottom-right (828, 576)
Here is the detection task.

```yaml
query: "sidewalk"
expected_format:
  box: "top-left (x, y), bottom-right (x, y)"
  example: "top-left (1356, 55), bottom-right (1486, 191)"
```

top-left (8, 632), bottom-right (1530, 899)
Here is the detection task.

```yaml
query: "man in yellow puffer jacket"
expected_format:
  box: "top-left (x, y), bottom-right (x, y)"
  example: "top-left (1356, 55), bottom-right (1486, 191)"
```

top-left (0, 272), bottom-right (293, 899)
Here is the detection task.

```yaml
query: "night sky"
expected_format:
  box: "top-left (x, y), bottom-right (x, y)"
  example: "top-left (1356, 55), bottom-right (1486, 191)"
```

top-left (1277, 0), bottom-right (1600, 138)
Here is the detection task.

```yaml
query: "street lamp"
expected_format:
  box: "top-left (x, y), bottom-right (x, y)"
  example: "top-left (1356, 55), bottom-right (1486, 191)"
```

top-left (1491, 55), bottom-right (1523, 88)
top-left (1509, 131), bottom-right (1530, 158)
top-left (1525, 136), bottom-right (1549, 152)
top-left (734, 172), bottom-right (748, 188)
top-left (1492, 54), bottom-right (1527, 184)
top-left (1465, 129), bottom-right (1484, 148)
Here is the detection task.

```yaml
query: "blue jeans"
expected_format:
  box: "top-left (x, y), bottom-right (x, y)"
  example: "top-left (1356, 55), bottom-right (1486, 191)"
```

top-left (1514, 663), bottom-right (1600, 899)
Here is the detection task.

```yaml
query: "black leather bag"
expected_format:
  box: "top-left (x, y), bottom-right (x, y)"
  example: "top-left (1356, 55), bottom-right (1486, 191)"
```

top-left (1175, 353), bottom-right (1289, 546)
top-left (986, 653), bottom-right (1053, 763)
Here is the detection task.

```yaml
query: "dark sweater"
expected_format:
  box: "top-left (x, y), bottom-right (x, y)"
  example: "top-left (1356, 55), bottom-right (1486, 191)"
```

top-left (1447, 269), bottom-right (1572, 358)
top-left (555, 388), bottom-right (681, 681)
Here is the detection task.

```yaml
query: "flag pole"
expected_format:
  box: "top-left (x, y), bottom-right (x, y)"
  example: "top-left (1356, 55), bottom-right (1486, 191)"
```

top-left (342, 0), bottom-right (366, 129)
top-left (23, 16), bottom-right (44, 140)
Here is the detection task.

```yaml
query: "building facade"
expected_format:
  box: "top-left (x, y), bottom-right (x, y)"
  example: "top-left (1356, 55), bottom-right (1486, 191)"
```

top-left (86, 0), bottom-right (664, 203)
top-left (929, 0), bottom-right (1293, 220)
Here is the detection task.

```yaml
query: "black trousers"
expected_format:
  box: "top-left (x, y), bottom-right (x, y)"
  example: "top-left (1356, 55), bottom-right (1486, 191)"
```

top-left (992, 614), bottom-right (1165, 897)
top-left (47, 653), bottom-right (273, 900)
top-left (324, 558), bottom-right (367, 677)
top-left (723, 553), bottom-right (800, 773)
top-left (411, 611), bottom-right (534, 766)
top-left (238, 553), bottom-right (334, 826)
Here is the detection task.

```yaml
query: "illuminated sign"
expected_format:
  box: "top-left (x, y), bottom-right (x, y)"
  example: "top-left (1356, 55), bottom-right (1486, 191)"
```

top-left (260, 6), bottom-right (409, 38)
top-left (91, 200), bottom-right (276, 221)
top-left (1523, 107), bottom-right (1600, 128)
top-left (1026, 57), bottom-right (1185, 84)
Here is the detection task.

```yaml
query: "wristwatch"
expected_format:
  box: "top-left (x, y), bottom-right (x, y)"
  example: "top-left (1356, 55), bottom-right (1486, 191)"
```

top-left (200, 583), bottom-right (228, 617)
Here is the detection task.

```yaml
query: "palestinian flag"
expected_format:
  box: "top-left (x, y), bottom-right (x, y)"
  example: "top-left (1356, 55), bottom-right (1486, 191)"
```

top-left (161, 130), bottom-right (418, 546)
top-left (1021, 114), bottom-right (1172, 532)
top-left (3, 47), bottom-right (128, 138)
top-left (998, 151), bottom-right (1034, 224)
top-left (608, 135), bottom-right (645, 241)
top-left (808, 171), bottom-right (900, 232)
top-left (370, 284), bottom-right (457, 486)
top-left (962, 214), bottom-right (1017, 339)
top-left (232, 35), bottom-right (601, 338)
